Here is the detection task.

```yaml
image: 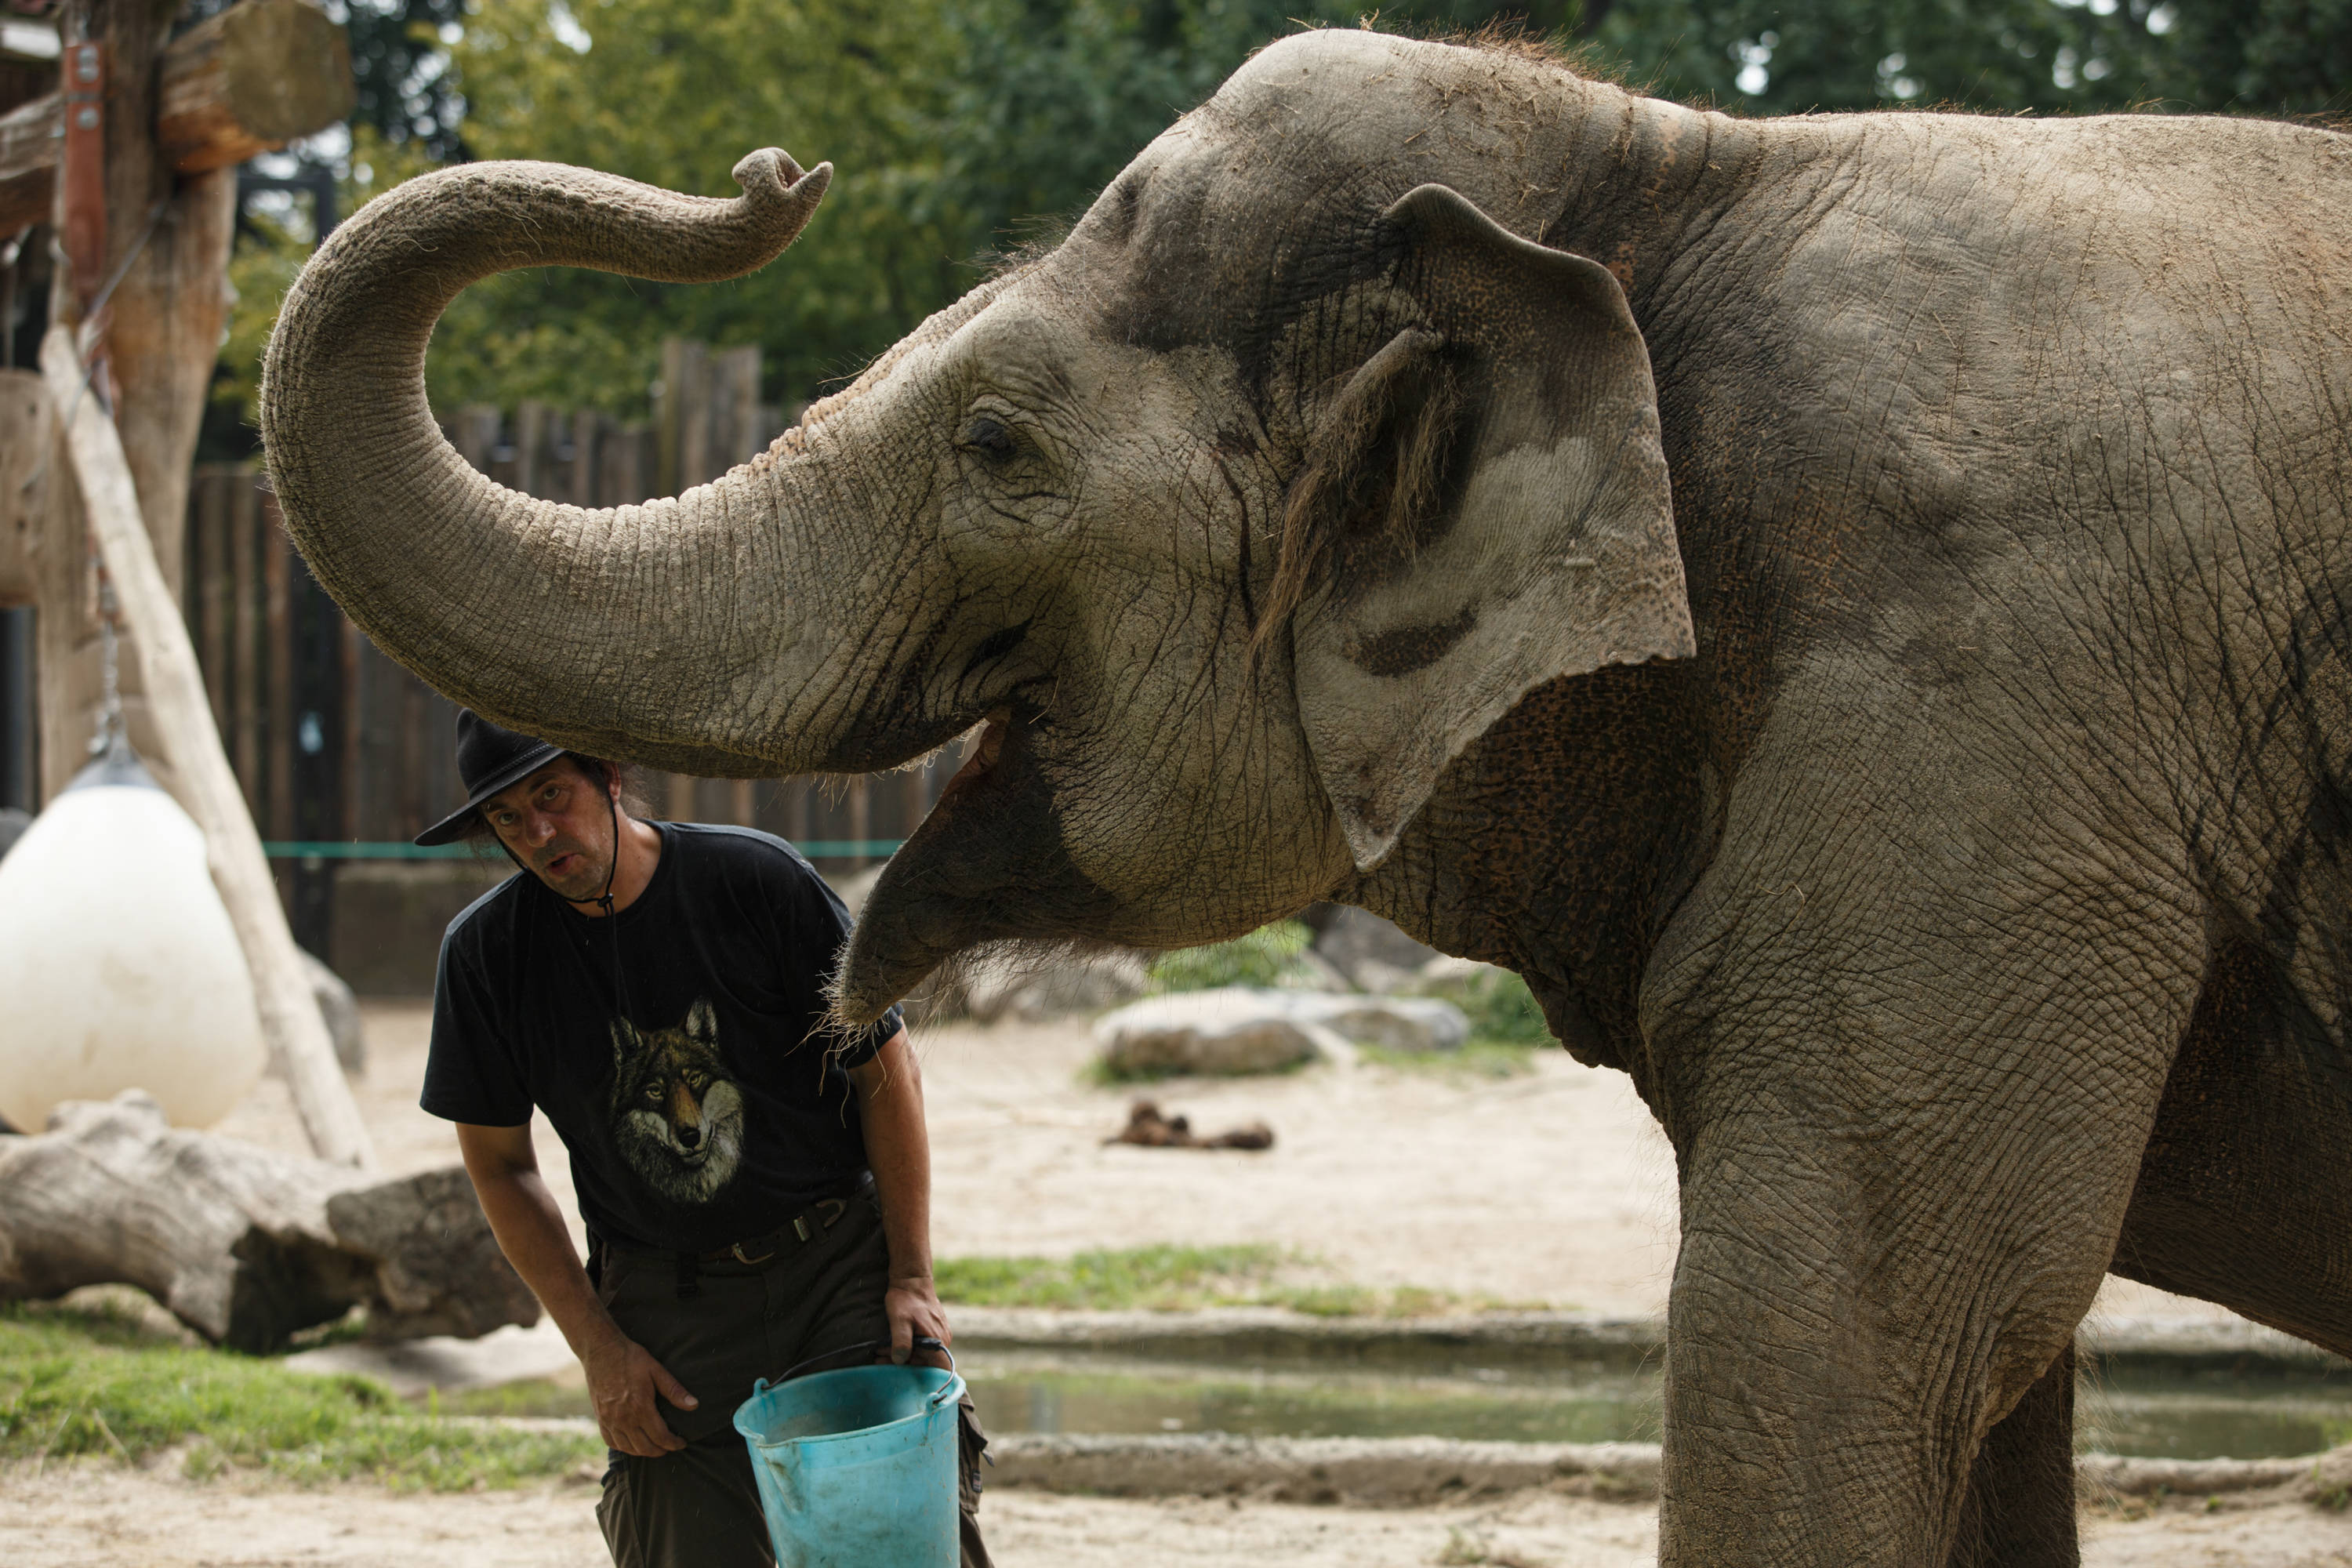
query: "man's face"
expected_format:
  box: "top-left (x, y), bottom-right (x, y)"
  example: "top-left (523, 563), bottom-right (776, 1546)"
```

top-left (484, 760), bottom-right (617, 902)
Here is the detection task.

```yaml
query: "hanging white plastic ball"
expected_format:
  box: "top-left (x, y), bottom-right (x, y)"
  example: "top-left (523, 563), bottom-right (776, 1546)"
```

top-left (0, 748), bottom-right (266, 1133)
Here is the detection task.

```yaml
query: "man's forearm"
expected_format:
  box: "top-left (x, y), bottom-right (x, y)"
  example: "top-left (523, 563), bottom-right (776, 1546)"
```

top-left (472, 1165), bottom-right (626, 1358)
top-left (855, 1030), bottom-right (935, 1285)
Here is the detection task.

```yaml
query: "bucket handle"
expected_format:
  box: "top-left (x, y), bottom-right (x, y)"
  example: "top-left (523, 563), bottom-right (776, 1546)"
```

top-left (772, 1335), bottom-right (960, 1405)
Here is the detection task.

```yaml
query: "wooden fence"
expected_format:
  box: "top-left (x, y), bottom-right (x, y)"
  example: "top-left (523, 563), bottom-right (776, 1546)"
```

top-left (176, 340), bottom-right (955, 966)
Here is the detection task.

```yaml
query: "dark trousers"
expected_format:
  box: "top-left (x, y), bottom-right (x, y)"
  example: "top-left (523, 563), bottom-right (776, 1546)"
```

top-left (592, 1196), bottom-right (990, 1568)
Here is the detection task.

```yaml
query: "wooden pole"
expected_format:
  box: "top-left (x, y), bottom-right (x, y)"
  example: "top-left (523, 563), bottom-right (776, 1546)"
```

top-left (0, 0), bottom-right (355, 234)
top-left (42, 323), bottom-right (375, 1170)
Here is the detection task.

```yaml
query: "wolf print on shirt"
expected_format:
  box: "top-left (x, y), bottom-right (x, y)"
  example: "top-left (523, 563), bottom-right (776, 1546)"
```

top-left (610, 997), bottom-right (745, 1203)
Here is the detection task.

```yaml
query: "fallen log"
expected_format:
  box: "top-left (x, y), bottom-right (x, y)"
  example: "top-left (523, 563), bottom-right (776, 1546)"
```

top-left (0, 1091), bottom-right (537, 1352)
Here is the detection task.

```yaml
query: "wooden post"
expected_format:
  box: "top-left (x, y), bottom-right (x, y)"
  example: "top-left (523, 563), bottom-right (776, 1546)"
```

top-left (230, 471), bottom-right (261, 803)
top-left (193, 469), bottom-right (230, 733)
top-left (0, 0), bottom-right (355, 234)
top-left (263, 493), bottom-right (292, 839)
top-left (42, 324), bottom-right (372, 1168)
top-left (730, 777), bottom-right (756, 829)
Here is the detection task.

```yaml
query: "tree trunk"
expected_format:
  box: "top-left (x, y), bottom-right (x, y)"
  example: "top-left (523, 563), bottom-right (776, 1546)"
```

top-left (0, 1093), bottom-right (538, 1353)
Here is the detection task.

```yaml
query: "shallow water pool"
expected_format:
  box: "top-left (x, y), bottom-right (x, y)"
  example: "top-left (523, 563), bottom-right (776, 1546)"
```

top-left (959, 1351), bottom-right (2352, 1461)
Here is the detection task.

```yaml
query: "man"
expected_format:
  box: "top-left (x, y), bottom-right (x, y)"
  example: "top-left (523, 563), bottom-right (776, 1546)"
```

top-left (417, 710), bottom-right (987, 1566)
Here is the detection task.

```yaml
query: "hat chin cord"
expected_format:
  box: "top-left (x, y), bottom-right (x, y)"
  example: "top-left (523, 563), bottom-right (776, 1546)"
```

top-left (497, 782), bottom-right (633, 1022)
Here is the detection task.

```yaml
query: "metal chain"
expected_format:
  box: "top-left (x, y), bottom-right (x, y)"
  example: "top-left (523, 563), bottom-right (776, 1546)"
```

top-left (89, 571), bottom-right (121, 757)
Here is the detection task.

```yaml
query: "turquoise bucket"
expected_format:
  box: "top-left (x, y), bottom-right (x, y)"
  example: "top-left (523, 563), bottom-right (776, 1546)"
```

top-left (733, 1340), bottom-right (965, 1568)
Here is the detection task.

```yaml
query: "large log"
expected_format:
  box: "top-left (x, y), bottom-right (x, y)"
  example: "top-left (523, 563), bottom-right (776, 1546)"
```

top-left (0, 0), bottom-right (353, 235)
top-left (0, 1093), bottom-right (538, 1352)
top-left (43, 321), bottom-right (376, 1169)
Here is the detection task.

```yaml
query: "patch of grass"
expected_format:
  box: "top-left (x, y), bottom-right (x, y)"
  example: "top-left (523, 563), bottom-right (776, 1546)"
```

top-left (0, 1301), bottom-right (597, 1490)
top-left (1145, 921), bottom-right (1315, 993)
top-left (936, 1243), bottom-right (1290, 1311)
top-left (437, 1379), bottom-right (594, 1421)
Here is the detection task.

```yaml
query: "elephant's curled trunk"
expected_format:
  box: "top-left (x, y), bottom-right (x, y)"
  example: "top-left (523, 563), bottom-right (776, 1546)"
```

top-left (260, 151), bottom-right (836, 773)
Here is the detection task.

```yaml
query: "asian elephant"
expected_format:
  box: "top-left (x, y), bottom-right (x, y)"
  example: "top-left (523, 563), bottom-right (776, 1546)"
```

top-left (260, 28), bottom-right (2352, 1566)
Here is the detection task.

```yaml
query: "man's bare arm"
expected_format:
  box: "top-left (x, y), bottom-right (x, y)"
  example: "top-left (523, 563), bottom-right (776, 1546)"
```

top-left (454, 1120), bottom-right (695, 1456)
top-left (848, 1028), bottom-right (950, 1365)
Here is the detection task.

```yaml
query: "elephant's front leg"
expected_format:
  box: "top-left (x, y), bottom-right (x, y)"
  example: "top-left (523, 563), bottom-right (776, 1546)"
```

top-left (1646, 936), bottom-right (2195, 1566)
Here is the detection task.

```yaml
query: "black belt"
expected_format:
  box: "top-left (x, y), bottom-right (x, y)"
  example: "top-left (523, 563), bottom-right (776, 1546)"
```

top-left (620, 1174), bottom-right (873, 1299)
top-left (696, 1194), bottom-right (850, 1265)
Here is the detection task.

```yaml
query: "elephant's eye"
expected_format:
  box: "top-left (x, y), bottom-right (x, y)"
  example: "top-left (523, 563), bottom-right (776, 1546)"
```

top-left (960, 416), bottom-right (1016, 459)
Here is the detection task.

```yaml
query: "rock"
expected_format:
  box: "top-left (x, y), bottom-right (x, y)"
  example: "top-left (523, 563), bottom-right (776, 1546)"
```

top-left (298, 948), bottom-right (366, 1075)
top-left (1303, 995), bottom-right (1469, 1053)
top-left (959, 947), bottom-right (1152, 1023)
top-left (1409, 954), bottom-right (1509, 1000)
top-left (1094, 990), bottom-right (1324, 1076)
top-left (1309, 906), bottom-right (1438, 992)
top-left (1093, 988), bottom-right (1470, 1076)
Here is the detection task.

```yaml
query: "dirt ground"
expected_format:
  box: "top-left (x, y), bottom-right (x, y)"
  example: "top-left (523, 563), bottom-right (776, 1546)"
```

top-left (7, 1459), bottom-right (2351, 1567)
top-left (220, 1001), bottom-right (2227, 1324)
top-left (27, 1000), bottom-right (2296, 1568)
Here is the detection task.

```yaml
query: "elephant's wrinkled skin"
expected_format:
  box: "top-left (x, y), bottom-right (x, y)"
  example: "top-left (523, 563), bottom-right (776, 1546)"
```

top-left (260, 30), bottom-right (2352, 1566)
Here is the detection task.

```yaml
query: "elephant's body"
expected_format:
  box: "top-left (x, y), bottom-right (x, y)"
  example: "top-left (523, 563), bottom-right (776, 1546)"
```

top-left (1337, 92), bottom-right (2352, 1563)
top-left (261, 29), bottom-right (2352, 1566)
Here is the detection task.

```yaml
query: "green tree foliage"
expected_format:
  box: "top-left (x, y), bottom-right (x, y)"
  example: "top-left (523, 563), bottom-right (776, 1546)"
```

top-left (438, 0), bottom-right (970, 412)
top-left (342, 0), bottom-right (474, 160)
top-left (216, 0), bottom-right (2343, 429)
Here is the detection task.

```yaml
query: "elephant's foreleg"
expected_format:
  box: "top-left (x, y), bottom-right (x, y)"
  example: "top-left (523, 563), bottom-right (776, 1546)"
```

top-left (1646, 920), bottom-right (2197, 1564)
top-left (1948, 1342), bottom-right (2078, 1568)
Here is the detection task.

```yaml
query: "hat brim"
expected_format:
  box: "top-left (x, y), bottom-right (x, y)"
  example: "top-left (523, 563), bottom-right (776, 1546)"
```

top-left (412, 741), bottom-right (566, 846)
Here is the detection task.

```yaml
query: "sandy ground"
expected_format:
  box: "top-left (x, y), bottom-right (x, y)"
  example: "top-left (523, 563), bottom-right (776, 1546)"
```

top-left (73, 1000), bottom-right (2306, 1567)
top-left (219, 1001), bottom-right (2223, 1324)
top-left (7, 1460), bottom-right (2351, 1568)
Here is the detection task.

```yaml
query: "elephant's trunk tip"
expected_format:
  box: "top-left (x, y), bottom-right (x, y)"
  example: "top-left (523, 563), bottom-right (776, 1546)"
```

top-left (735, 149), bottom-right (833, 227)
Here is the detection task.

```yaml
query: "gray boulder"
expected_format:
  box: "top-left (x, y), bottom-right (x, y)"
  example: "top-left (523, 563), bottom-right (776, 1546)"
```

top-left (1093, 988), bottom-right (1470, 1077)
top-left (1094, 990), bottom-right (1323, 1076)
top-left (1309, 906), bottom-right (1439, 993)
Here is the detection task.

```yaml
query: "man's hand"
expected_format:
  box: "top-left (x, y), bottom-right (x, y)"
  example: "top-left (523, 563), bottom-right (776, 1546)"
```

top-left (583, 1332), bottom-right (698, 1457)
top-left (885, 1274), bottom-right (952, 1367)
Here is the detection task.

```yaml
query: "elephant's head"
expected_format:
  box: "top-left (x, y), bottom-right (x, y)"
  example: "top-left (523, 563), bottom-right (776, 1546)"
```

top-left (262, 31), bottom-right (1693, 1019)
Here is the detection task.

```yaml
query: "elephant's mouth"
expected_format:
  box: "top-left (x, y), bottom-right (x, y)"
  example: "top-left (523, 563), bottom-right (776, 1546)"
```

top-left (834, 706), bottom-right (1121, 1022)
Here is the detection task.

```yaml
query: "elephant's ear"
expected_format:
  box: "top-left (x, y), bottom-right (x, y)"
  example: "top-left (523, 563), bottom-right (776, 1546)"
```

top-left (1279, 183), bottom-right (1692, 870)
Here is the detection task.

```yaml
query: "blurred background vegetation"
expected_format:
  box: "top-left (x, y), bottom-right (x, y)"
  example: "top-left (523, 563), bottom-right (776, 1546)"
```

top-left (208, 0), bottom-right (2350, 452)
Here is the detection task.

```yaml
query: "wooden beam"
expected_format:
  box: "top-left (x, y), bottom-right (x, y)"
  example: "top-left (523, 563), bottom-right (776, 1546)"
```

top-left (0, 92), bottom-right (57, 241)
top-left (41, 322), bottom-right (375, 1170)
top-left (0, 0), bottom-right (354, 235)
top-left (157, 0), bottom-right (354, 174)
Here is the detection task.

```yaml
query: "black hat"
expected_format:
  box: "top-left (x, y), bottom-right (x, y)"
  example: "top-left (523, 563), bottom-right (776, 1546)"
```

top-left (414, 710), bottom-right (565, 847)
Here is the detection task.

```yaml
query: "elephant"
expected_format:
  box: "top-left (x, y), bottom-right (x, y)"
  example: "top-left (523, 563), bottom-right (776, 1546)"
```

top-left (260, 28), bottom-right (2352, 1566)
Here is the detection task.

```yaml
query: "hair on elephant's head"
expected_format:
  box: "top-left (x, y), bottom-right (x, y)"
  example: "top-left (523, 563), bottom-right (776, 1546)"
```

top-left (261, 31), bottom-right (1693, 1019)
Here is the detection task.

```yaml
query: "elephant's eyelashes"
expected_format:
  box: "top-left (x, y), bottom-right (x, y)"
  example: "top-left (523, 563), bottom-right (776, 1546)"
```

top-left (960, 416), bottom-right (1016, 458)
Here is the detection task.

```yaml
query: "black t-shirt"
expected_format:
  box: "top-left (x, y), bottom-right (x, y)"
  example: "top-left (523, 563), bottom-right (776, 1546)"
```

top-left (423, 822), bottom-right (903, 1254)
